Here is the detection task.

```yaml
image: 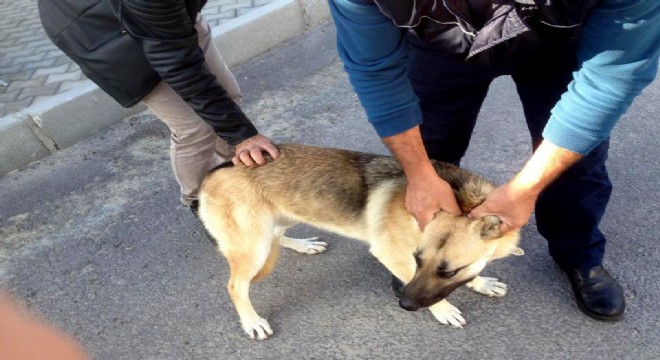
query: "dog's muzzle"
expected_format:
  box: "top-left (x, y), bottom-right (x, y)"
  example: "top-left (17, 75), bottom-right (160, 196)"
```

top-left (398, 297), bottom-right (421, 311)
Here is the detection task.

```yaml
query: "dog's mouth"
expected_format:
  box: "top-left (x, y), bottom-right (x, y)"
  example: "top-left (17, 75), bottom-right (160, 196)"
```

top-left (398, 278), bottom-right (473, 311)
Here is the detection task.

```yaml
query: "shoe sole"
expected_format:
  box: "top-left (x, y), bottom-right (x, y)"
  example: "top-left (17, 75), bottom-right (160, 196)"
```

top-left (575, 296), bottom-right (624, 322)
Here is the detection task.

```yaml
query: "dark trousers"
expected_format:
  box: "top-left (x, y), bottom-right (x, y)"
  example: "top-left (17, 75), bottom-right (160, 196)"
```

top-left (407, 39), bottom-right (611, 269)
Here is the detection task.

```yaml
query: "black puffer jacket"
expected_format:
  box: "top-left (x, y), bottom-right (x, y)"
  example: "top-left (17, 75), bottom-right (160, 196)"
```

top-left (374, 0), bottom-right (599, 66)
top-left (38, 0), bottom-right (257, 145)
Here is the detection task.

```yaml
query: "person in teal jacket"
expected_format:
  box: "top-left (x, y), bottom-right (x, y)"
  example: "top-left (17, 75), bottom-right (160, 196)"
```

top-left (328, 0), bottom-right (659, 322)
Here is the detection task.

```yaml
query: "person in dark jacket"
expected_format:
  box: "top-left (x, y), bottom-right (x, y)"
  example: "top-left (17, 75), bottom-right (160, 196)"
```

top-left (329, 0), bottom-right (659, 323)
top-left (38, 0), bottom-right (279, 210)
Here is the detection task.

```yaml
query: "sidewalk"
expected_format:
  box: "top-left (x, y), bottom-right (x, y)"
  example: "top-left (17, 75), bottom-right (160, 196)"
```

top-left (0, 0), bottom-right (330, 176)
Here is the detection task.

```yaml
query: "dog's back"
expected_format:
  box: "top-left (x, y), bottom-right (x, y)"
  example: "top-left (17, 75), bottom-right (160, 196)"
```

top-left (200, 144), bottom-right (493, 234)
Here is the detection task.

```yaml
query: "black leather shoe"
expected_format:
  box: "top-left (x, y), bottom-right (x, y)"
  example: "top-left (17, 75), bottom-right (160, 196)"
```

top-left (562, 265), bottom-right (625, 322)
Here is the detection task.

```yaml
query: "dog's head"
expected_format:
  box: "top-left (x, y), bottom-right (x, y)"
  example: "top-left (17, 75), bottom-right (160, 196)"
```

top-left (398, 213), bottom-right (520, 311)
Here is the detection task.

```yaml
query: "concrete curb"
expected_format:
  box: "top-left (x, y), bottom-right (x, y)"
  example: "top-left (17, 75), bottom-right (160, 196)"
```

top-left (0, 0), bottom-right (330, 176)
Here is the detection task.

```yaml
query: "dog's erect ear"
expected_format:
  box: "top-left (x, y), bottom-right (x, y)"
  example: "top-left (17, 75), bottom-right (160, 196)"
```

top-left (480, 215), bottom-right (502, 240)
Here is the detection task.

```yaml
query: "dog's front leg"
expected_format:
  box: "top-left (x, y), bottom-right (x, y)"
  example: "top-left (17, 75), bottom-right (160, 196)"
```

top-left (465, 276), bottom-right (508, 297)
top-left (279, 236), bottom-right (328, 254)
top-left (428, 300), bottom-right (466, 328)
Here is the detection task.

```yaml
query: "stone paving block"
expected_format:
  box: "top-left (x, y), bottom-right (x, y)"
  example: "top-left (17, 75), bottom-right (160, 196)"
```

top-left (222, 0), bottom-right (254, 12)
top-left (67, 62), bottom-right (81, 72)
top-left (0, 90), bottom-right (21, 103)
top-left (33, 64), bottom-right (70, 78)
top-left (21, 57), bottom-right (57, 71)
top-left (1, 63), bottom-right (23, 76)
top-left (1, 43), bottom-right (29, 57)
top-left (10, 52), bottom-right (46, 66)
top-left (204, 12), bottom-right (238, 28)
top-left (2, 98), bottom-right (32, 115)
top-left (2, 70), bottom-right (34, 83)
top-left (202, 5), bottom-right (221, 15)
top-left (58, 79), bottom-right (90, 93)
top-left (45, 48), bottom-right (63, 57)
top-left (4, 46), bottom-right (42, 60)
top-left (0, 57), bottom-right (13, 67)
top-left (45, 71), bottom-right (81, 85)
top-left (53, 55), bottom-right (72, 67)
top-left (17, 82), bottom-right (59, 99)
top-left (6, 76), bottom-right (46, 93)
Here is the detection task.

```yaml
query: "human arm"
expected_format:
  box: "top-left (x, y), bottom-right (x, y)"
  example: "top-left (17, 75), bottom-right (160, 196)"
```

top-left (329, 0), bottom-right (460, 227)
top-left (120, 0), bottom-right (278, 163)
top-left (470, 141), bottom-right (581, 232)
top-left (383, 127), bottom-right (462, 228)
top-left (471, 0), bottom-right (660, 231)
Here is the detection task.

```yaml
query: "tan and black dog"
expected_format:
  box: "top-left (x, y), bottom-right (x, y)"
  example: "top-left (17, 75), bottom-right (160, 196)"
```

top-left (199, 144), bottom-right (522, 340)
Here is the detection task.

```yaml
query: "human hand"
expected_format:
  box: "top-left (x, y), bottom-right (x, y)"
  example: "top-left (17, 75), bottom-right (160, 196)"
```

top-left (468, 182), bottom-right (537, 233)
top-left (0, 293), bottom-right (89, 360)
top-left (232, 134), bottom-right (280, 166)
top-left (406, 172), bottom-right (462, 229)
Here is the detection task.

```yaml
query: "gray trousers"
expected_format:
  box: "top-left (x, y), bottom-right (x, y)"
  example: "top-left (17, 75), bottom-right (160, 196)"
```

top-left (142, 16), bottom-right (240, 206)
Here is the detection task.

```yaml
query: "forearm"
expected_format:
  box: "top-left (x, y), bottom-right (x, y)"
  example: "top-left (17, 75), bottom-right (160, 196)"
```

top-left (470, 140), bottom-right (583, 231)
top-left (382, 127), bottom-right (437, 180)
top-left (122, 0), bottom-right (257, 145)
top-left (509, 140), bottom-right (582, 197)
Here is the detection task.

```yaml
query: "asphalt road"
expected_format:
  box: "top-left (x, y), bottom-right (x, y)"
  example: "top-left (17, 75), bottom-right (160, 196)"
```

top-left (1, 23), bottom-right (658, 360)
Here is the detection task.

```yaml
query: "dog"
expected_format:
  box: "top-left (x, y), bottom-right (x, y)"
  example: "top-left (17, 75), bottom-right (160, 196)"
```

top-left (198, 144), bottom-right (522, 340)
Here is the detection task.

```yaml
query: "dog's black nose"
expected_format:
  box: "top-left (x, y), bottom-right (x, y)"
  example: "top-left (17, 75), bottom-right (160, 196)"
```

top-left (398, 298), bottom-right (420, 311)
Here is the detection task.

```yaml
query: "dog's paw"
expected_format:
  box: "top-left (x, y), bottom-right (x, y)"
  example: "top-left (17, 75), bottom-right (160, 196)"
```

top-left (429, 300), bottom-right (466, 328)
top-left (280, 236), bottom-right (328, 254)
top-left (241, 316), bottom-right (273, 340)
top-left (466, 276), bottom-right (507, 297)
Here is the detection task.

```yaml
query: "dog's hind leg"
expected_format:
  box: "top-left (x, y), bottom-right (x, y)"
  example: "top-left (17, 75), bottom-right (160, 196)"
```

top-left (226, 233), bottom-right (276, 340)
top-left (206, 205), bottom-right (277, 340)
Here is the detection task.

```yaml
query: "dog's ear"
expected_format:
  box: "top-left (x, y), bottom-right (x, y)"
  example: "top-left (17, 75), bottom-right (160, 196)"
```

top-left (480, 215), bottom-right (502, 240)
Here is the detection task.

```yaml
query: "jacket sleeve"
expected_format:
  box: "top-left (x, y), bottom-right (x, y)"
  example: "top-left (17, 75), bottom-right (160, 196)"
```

top-left (329, 0), bottom-right (422, 138)
top-left (544, 0), bottom-right (660, 154)
top-left (120, 0), bottom-right (257, 145)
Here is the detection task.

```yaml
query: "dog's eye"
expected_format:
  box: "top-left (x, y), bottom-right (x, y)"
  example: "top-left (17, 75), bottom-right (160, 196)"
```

top-left (436, 269), bottom-right (459, 279)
